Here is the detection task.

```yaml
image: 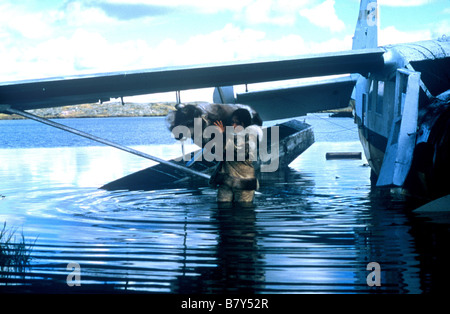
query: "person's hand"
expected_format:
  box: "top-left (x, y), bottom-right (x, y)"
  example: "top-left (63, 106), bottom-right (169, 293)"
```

top-left (214, 120), bottom-right (225, 133)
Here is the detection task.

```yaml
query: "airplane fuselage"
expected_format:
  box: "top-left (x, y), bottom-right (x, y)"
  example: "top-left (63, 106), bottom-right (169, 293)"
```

top-left (354, 38), bottom-right (450, 199)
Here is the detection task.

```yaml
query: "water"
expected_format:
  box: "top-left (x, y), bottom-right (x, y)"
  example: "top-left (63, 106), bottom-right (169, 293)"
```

top-left (0, 115), bottom-right (449, 294)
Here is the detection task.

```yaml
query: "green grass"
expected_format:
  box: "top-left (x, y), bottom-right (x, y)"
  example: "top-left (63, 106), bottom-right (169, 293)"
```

top-left (0, 222), bottom-right (36, 277)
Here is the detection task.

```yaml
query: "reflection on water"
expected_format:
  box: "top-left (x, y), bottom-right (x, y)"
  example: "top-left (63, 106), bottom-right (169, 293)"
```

top-left (1, 116), bottom-right (449, 293)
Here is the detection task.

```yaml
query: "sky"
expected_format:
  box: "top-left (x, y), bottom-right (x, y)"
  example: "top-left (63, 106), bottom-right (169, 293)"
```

top-left (1, 0), bottom-right (449, 102)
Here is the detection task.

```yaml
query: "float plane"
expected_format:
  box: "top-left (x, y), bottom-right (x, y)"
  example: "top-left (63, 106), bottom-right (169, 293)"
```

top-left (0, 0), bottom-right (449, 200)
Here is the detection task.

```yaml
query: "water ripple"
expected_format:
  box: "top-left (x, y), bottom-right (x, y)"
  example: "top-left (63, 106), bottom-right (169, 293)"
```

top-left (2, 119), bottom-right (449, 293)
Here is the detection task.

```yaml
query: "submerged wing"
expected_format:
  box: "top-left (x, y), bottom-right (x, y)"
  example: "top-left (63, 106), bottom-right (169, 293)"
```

top-left (0, 48), bottom-right (384, 110)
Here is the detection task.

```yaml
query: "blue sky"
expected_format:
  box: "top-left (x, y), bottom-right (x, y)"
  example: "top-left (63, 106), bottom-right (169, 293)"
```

top-left (1, 0), bottom-right (449, 101)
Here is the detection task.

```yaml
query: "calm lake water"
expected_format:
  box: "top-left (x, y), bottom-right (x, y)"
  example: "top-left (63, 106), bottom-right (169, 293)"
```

top-left (0, 115), bottom-right (449, 294)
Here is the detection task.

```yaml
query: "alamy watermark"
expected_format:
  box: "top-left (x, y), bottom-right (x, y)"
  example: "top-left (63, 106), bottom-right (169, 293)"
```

top-left (172, 118), bottom-right (280, 173)
top-left (67, 262), bottom-right (81, 287)
top-left (366, 262), bottom-right (381, 287)
top-left (65, 261), bottom-right (381, 288)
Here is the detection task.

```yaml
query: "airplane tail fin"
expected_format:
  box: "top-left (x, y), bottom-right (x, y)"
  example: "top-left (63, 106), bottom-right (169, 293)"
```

top-left (352, 0), bottom-right (378, 49)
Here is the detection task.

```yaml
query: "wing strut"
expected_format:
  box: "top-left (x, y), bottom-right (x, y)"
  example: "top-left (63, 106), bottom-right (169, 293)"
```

top-left (2, 107), bottom-right (210, 181)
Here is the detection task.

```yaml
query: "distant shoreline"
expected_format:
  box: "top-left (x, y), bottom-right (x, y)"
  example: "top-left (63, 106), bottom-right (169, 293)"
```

top-left (0, 102), bottom-right (354, 120)
top-left (0, 102), bottom-right (177, 120)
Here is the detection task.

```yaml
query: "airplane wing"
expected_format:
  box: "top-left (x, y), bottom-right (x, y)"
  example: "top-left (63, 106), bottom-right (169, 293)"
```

top-left (0, 48), bottom-right (384, 111)
top-left (235, 75), bottom-right (358, 120)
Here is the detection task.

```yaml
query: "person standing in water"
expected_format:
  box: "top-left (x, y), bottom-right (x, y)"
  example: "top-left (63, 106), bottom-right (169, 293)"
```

top-left (210, 108), bottom-right (263, 207)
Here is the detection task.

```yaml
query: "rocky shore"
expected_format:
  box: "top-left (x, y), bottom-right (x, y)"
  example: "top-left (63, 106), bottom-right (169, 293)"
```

top-left (0, 101), bottom-right (176, 120)
top-left (0, 101), bottom-right (354, 120)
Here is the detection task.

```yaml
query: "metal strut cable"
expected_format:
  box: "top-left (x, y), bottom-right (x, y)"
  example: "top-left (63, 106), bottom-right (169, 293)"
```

top-left (4, 107), bottom-right (210, 181)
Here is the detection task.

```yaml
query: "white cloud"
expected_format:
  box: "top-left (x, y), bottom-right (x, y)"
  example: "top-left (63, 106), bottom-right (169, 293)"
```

top-left (0, 10), bottom-right (352, 84)
top-left (142, 22), bottom-right (350, 69)
top-left (133, 24), bottom-right (306, 69)
top-left (431, 20), bottom-right (450, 39)
top-left (3, 0), bottom-right (445, 91)
top-left (181, 24), bottom-right (268, 63)
top-left (64, 1), bottom-right (117, 27)
top-left (100, 0), bottom-right (252, 14)
top-left (238, 0), bottom-right (311, 26)
top-left (0, 0), bottom-right (155, 81)
top-left (0, 3), bottom-right (57, 40)
top-left (101, 0), bottom-right (312, 25)
top-left (379, 26), bottom-right (431, 46)
top-left (244, 0), bottom-right (278, 25)
top-left (308, 35), bottom-right (353, 53)
top-left (379, 0), bottom-right (434, 6)
top-left (0, 0), bottom-right (338, 82)
top-left (0, 28), bottom-right (155, 81)
top-left (299, 0), bottom-right (345, 33)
